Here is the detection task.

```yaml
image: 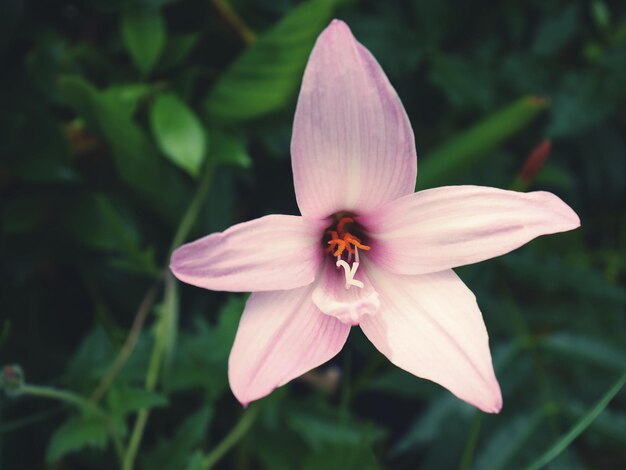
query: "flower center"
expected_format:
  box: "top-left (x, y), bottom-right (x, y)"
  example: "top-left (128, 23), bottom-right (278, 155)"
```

top-left (324, 216), bottom-right (371, 290)
top-left (313, 215), bottom-right (378, 325)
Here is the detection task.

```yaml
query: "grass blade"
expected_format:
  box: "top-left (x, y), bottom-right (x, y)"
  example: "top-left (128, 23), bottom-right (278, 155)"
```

top-left (524, 372), bottom-right (626, 470)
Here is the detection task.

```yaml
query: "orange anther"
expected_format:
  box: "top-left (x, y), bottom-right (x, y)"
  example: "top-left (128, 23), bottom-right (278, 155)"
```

top-left (327, 237), bottom-right (346, 256)
top-left (326, 232), bottom-right (370, 257)
top-left (345, 234), bottom-right (371, 251)
top-left (325, 218), bottom-right (370, 258)
top-left (336, 217), bottom-right (354, 238)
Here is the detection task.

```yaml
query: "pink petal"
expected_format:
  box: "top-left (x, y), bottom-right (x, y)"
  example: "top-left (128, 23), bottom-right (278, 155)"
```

top-left (361, 186), bottom-right (580, 275)
top-left (360, 266), bottom-right (502, 413)
top-left (312, 257), bottom-right (380, 326)
top-left (291, 19), bottom-right (417, 219)
top-left (228, 284), bottom-right (351, 405)
top-left (170, 215), bottom-right (326, 292)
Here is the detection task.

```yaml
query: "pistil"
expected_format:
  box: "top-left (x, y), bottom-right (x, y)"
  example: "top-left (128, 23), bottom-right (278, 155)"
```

top-left (336, 246), bottom-right (364, 289)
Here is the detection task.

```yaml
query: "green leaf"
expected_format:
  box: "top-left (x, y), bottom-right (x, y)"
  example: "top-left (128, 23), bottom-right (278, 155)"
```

top-left (500, 252), bottom-right (626, 305)
top-left (46, 414), bottom-right (109, 462)
top-left (474, 411), bottom-right (545, 470)
top-left (57, 75), bottom-right (189, 222)
top-left (417, 96), bottom-right (548, 189)
top-left (546, 72), bottom-right (618, 138)
top-left (159, 32), bottom-right (199, 70)
top-left (167, 296), bottom-right (244, 394)
top-left (391, 396), bottom-right (469, 455)
top-left (150, 93), bottom-right (207, 176)
top-left (185, 451), bottom-right (205, 470)
top-left (204, 0), bottom-right (336, 123)
top-left (430, 53), bottom-right (495, 110)
top-left (63, 191), bottom-right (158, 273)
top-left (121, 10), bottom-right (166, 75)
top-left (287, 408), bottom-right (384, 453)
top-left (56, 75), bottom-right (102, 133)
top-left (142, 407), bottom-right (213, 470)
top-left (107, 385), bottom-right (168, 417)
top-left (363, 368), bottom-right (435, 400)
top-left (64, 193), bottom-right (148, 257)
top-left (64, 327), bottom-right (116, 383)
top-left (98, 86), bottom-right (188, 219)
top-left (209, 129), bottom-right (252, 169)
top-left (532, 5), bottom-right (579, 57)
top-left (302, 441), bottom-right (381, 470)
top-left (540, 333), bottom-right (626, 372)
top-left (524, 372), bottom-right (626, 470)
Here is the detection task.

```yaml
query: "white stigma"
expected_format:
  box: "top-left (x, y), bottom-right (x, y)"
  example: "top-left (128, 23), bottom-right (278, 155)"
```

top-left (336, 246), bottom-right (364, 289)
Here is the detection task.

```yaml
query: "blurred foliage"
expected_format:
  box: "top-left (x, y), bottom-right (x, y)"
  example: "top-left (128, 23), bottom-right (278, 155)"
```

top-left (1, 0), bottom-right (625, 469)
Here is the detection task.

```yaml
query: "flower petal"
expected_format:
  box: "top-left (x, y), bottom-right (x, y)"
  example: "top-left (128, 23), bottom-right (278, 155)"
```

top-left (360, 266), bottom-right (502, 413)
top-left (228, 284), bottom-right (351, 405)
top-left (291, 19), bottom-right (417, 219)
top-left (170, 215), bottom-right (326, 292)
top-left (312, 256), bottom-right (380, 326)
top-left (361, 186), bottom-right (580, 275)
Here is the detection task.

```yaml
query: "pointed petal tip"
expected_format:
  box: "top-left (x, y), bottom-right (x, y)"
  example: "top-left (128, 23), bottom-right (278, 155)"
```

top-left (479, 379), bottom-right (503, 414)
top-left (485, 391), bottom-right (503, 414)
top-left (327, 18), bottom-right (349, 31)
top-left (230, 379), bottom-right (261, 409)
top-left (491, 401), bottom-right (503, 414)
top-left (537, 190), bottom-right (581, 231)
top-left (318, 18), bottom-right (354, 45)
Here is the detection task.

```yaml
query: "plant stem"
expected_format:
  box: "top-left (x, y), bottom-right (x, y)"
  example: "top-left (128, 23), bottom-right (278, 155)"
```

top-left (20, 384), bottom-right (126, 461)
top-left (21, 384), bottom-right (102, 415)
top-left (123, 162), bottom-right (216, 470)
top-left (211, 0), bottom-right (256, 45)
top-left (169, 163), bottom-right (215, 254)
top-left (122, 279), bottom-right (172, 470)
top-left (202, 406), bottom-right (259, 469)
top-left (90, 282), bottom-right (161, 404)
top-left (524, 371), bottom-right (626, 470)
top-left (458, 412), bottom-right (483, 470)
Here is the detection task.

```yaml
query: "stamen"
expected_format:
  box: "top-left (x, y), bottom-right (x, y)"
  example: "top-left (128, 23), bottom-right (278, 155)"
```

top-left (336, 216), bottom-right (354, 238)
top-left (325, 217), bottom-right (371, 288)
top-left (344, 234), bottom-right (370, 251)
top-left (326, 231), bottom-right (371, 256)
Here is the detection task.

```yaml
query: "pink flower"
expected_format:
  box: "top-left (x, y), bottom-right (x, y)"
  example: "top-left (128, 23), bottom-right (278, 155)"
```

top-left (170, 20), bottom-right (580, 413)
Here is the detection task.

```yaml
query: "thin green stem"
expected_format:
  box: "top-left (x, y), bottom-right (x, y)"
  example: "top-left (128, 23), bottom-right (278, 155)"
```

top-left (20, 384), bottom-right (126, 462)
top-left (202, 406), bottom-right (260, 469)
top-left (459, 412), bottom-right (483, 470)
top-left (123, 162), bottom-right (216, 470)
top-left (169, 163), bottom-right (215, 254)
top-left (90, 282), bottom-right (161, 404)
top-left (21, 384), bottom-right (104, 416)
top-left (211, 0), bottom-right (256, 45)
top-left (122, 282), bottom-right (170, 470)
top-left (524, 371), bottom-right (626, 470)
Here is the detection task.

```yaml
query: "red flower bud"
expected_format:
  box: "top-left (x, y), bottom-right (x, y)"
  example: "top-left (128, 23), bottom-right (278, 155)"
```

top-left (519, 139), bottom-right (552, 184)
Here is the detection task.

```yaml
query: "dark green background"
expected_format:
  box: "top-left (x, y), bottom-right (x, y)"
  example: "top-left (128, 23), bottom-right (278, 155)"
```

top-left (1, 0), bottom-right (625, 468)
